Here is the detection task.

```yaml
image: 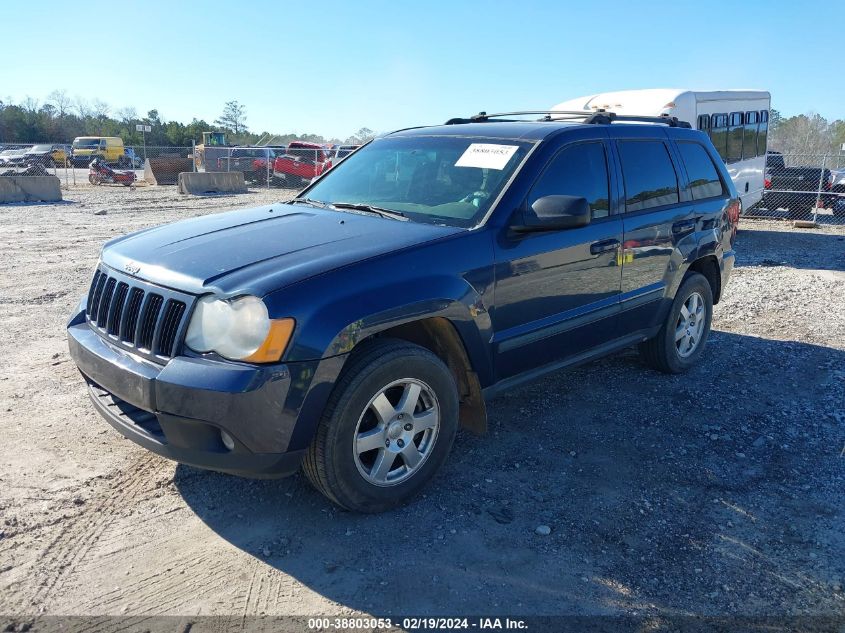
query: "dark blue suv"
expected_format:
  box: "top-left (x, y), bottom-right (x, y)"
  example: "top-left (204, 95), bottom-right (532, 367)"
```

top-left (67, 111), bottom-right (739, 512)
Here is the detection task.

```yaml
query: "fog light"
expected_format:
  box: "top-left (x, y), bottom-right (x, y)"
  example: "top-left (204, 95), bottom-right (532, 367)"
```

top-left (220, 430), bottom-right (235, 451)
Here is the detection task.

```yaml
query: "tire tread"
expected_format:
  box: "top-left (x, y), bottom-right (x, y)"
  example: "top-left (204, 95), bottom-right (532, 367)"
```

top-left (303, 338), bottom-right (455, 512)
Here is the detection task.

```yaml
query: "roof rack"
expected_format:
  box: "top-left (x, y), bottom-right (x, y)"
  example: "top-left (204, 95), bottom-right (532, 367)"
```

top-left (444, 110), bottom-right (692, 128)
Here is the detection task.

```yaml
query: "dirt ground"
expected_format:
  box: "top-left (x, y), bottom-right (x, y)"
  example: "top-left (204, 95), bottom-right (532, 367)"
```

top-left (0, 184), bottom-right (843, 621)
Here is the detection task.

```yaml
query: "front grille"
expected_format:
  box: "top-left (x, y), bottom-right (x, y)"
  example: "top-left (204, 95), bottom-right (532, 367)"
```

top-left (86, 266), bottom-right (194, 361)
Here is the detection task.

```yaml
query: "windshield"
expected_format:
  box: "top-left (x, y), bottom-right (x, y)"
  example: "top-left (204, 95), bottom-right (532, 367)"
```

top-left (30, 144), bottom-right (52, 152)
top-left (72, 139), bottom-right (99, 148)
top-left (304, 136), bottom-right (531, 227)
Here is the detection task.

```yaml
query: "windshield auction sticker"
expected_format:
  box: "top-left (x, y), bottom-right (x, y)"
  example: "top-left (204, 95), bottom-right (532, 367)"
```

top-left (455, 143), bottom-right (519, 170)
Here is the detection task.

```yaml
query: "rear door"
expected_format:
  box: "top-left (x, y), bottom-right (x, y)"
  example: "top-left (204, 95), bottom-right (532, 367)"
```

top-left (492, 135), bottom-right (624, 379)
top-left (611, 129), bottom-right (694, 334)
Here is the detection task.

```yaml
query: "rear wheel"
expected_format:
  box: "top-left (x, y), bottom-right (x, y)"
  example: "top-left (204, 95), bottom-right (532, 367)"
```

top-left (303, 339), bottom-right (459, 513)
top-left (638, 272), bottom-right (713, 374)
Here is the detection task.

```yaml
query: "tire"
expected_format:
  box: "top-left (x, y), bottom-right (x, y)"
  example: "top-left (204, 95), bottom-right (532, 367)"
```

top-left (638, 272), bottom-right (713, 374)
top-left (303, 338), bottom-right (459, 513)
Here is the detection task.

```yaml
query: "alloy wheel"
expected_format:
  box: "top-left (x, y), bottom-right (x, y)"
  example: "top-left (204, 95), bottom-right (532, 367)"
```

top-left (353, 378), bottom-right (440, 486)
top-left (675, 291), bottom-right (706, 358)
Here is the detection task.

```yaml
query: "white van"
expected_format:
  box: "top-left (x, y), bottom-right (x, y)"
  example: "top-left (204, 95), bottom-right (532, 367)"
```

top-left (551, 89), bottom-right (771, 210)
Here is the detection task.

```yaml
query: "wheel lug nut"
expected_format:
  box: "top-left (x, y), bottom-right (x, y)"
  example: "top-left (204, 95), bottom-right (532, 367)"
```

top-left (398, 413), bottom-right (404, 420)
top-left (403, 423), bottom-right (412, 431)
top-left (385, 439), bottom-right (390, 447)
top-left (397, 439), bottom-right (405, 448)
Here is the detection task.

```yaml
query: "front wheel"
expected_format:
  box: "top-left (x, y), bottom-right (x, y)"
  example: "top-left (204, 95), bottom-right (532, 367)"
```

top-left (638, 272), bottom-right (713, 373)
top-left (303, 339), bottom-right (459, 513)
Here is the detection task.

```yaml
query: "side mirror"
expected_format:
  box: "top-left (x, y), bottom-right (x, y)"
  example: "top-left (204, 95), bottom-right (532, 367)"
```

top-left (513, 195), bottom-right (591, 232)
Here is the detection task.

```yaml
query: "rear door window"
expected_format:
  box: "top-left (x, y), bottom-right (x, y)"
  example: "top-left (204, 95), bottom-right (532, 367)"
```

top-left (757, 110), bottom-right (769, 156)
top-left (617, 140), bottom-right (680, 212)
top-left (529, 142), bottom-right (611, 219)
top-left (743, 111), bottom-right (759, 158)
top-left (709, 114), bottom-right (729, 163)
top-left (727, 112), bottom-right (744, 162)
top-left (677, 142), bottom-right (725, 200)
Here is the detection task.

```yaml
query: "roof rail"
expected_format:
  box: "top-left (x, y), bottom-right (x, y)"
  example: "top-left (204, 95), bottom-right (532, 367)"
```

top-left (445, 110), bottom-right (595, 124)
top-left (586, 112), bottom-right (692, 128)
top-left (445, 110), bottom-right (692, 128)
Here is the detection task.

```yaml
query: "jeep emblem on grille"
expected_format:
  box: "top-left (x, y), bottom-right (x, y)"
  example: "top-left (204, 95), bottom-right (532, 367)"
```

top-left (124, 262), bottom-right (141, 275)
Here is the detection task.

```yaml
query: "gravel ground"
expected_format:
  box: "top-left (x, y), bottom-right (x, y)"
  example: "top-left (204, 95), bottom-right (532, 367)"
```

top-left (0, 184), bottom-right (843, 621)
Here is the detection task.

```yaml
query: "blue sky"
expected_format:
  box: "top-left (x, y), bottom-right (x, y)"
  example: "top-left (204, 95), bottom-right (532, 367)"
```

top-left (2, 0), bottom-right (840, 139)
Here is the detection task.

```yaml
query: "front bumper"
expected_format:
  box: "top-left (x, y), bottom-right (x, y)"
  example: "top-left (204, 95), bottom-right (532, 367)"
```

top-left (67, 310), bottom-right (339, 477)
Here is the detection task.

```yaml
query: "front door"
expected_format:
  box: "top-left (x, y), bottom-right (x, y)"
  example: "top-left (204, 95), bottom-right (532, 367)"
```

top-left (492, 140), bottom-right (623, 380)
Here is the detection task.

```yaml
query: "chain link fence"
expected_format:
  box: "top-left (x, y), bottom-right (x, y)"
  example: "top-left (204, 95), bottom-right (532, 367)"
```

top-left (211, 143), bottom-right (359, 189)
top-left (0, 142), bottom-right (75, 188)
top-left (1, 140), bottom-right (361, 191)
top-left (0, 142), bottom-right (194, 189)
top-left (745, 151), bottom-right (845, 225)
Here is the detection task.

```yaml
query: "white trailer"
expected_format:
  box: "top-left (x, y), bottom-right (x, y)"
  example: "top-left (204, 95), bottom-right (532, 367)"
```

top-left (552, 89), bottom-right (771, 210)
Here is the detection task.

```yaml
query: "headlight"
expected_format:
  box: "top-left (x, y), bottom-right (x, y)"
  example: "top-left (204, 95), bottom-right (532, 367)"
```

top-left (185, 295), bottom-right (294, 363)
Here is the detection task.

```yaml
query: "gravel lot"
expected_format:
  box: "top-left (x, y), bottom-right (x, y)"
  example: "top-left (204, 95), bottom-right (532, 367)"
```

top-left (0, 184), bottom-right (843, 622)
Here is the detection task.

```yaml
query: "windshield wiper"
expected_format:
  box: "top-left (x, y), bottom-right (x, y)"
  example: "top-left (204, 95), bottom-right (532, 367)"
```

top-left (285, 197), bottom-right (333, 209)
top-left (331, 202), bottom-right (408, 221)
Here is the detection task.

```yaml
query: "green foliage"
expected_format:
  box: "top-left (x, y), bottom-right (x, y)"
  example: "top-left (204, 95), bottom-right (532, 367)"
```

top-left (0, 94), bottom-right (350, 148)
top-left (769, 110), bottom-right (845, 156)
top-left (344, 127), bottom-right (376, 145)
top-left (214, 100), bottom-right (248, 138)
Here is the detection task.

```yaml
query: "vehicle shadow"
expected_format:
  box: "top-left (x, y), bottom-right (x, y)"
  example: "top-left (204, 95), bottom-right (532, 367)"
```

top-left (737, 225), bottom-right (845, 271)
top-left (174, 332), bottom-right (845, 616)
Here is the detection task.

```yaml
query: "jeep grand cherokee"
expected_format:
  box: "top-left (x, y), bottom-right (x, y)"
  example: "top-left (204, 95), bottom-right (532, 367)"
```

top-left (67, 111), bottom-right (739, 512)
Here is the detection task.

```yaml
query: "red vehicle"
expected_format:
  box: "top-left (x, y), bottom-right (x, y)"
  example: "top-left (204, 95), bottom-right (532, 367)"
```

top-left (271, 142), bottom-right (333, 188)
top-left (88, 158), bottom-right (136, 189)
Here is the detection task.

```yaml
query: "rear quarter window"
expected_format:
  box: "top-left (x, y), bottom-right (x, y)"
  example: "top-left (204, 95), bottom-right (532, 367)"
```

top-left (677, 142), bottom-right (726, 200)
top-left (617, 140), bottom-right (680, 212)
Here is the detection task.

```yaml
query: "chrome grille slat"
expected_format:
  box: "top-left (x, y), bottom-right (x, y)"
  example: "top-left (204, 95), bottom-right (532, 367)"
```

top-left (157, 300), bottom-right (186, 357)
top-left (139, 294), bottom-right (163, 351)
top-left (121, 288), bottom-right (144, 342)
top-left (96, 278), bottom-right (116, 327)
top-left (89, 273), bottom-right (107, 318)
top-left (107, 282), bottom-right (129, 336)
top-left (84, 265), bottom-right (194, 363)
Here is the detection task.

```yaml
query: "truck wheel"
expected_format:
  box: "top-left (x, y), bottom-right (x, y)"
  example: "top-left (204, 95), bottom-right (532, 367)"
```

top-left (303, 339), bottom-right (459, 513)
top-left (638, 272), bottom-right (713, 374)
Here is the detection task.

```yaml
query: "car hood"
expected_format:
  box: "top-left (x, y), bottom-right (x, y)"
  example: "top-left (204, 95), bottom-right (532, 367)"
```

top-left (100, 203), bottom-right (463, 297)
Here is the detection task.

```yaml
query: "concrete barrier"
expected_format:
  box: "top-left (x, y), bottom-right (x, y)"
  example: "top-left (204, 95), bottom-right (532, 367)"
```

top-left (177, 171), bottom-right (246, 195)
top-left (0, 176), bottom-right (62, 203)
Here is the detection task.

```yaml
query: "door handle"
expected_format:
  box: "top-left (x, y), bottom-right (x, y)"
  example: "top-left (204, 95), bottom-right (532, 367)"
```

top-left (590, 239), bottom-right (620, 255)
top-left (672, 218), bottom-right (697, 235)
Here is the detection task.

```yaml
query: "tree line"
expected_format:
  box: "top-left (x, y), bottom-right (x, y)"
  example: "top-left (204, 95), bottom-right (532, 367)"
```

top-left (5, 91), bottom-right (842, 158)
top-left (0, 93), bottom-right (376, 147)
top-left (769, 109), bottom-right (845, 157)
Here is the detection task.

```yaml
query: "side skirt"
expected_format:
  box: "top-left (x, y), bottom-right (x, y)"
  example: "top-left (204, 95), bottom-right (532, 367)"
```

top-left (482, 327), bottom-right (660, 400)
